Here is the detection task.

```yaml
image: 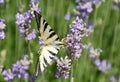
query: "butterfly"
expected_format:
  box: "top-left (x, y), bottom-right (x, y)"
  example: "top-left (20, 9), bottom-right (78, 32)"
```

top-left (34, 11), bottom-right (63, 77)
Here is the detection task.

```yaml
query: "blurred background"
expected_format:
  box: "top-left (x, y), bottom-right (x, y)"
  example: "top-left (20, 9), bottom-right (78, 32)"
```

top-left (0, 0), bottom-right (120, 82)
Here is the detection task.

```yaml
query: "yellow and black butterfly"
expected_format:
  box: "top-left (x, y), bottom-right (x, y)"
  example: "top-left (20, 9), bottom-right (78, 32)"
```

top-left (34, 11), bottom-right (63, 77)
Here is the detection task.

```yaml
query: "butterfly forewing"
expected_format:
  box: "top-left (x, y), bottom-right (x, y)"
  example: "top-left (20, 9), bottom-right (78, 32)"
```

top-left (34, 11), bottom-right (62, 76)
top-left (34, 11), bottom-right (59, 45)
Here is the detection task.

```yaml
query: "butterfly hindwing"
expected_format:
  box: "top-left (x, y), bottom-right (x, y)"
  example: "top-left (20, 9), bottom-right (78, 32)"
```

top-left (34, 11), bottom-right (62, 76)
top-left (39, 46), bottom-right (57, 72)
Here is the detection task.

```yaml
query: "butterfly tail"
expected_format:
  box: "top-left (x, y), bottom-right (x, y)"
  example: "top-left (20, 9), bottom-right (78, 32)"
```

top-left (34, 57), bottom-right (41, 77)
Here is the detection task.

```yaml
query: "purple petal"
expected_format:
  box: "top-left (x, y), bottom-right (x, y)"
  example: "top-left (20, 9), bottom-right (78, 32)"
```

top-left (65, 12), bottom-right (70, 21)
top-left (0, 0), bottom-right (4, 3)
top-left (64, 73), bottom-right (69, 79)
top-left (107, 63), bottom-right (111, 69)
top-left (0, 31), bottom-right (5, 39)
top-left (27, 29), bottom-right (36, 40)
top-left (94, 59), bottom-right (101, 66)
top-left (87, 6), bottom-right (93, 13)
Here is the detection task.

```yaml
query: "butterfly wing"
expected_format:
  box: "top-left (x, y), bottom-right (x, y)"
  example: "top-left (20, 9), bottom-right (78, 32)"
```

top-left (34, 11), bottom-right (60, 44)
top-left (34, 11), bottom-right (62, 76)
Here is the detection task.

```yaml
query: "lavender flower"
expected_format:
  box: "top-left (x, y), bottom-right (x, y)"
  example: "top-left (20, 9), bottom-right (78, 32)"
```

top-left (55, 56), bottom-right (71, 79)
top-left (0, 19), bottom-right (6, 39)
top-left (16, 11), bottom-right (33, 26)
top-left (0, 31), bottom-right (5, 39)
top-left (15, 11), bottom-right (36, 40)
top-left (113, 4), bottom-right (119, 10)
top-left (89, 46), bottom-right (111, 73)
top-left (67, 17), bottom-right (87, 59)
top-left (15, 0), bottom-right (41, 40)
top-left (15, 13), bottom-right (25, 26)
top-left (76, 2), bottom-right (93, 19)
top-left (26, 29), bottom-right (36, 40)
top-left (113, 0), bottom-right (120, 10)
top-left (89, 47), bottom-right (102, 60)
top-left (109, 75), bottom-right (118, 82)
top-left (65, 12), bottom-right (70, 21)
top-left (74, 0), bottom-right (105, 19)
top-left (30, 0), bottom-right (41, 13)
top-left (2, 69), bottom-right (15, 81)
top-left (94, 59), bottom-right (101, 66)
top-left (2, 55), bottom-right (32, 81)
top-left (95, 59), bottom-right (111, 73)
top-left (24, 11), bottom-right (33, 23)
top-left (98, 60), bottom-right (111, 73)
top-left (0, 0), bottom-right (4, 3)
top-left (15, 12), bottom-right (32, 34)
top-left (0, 19), bottom-right (6, 30)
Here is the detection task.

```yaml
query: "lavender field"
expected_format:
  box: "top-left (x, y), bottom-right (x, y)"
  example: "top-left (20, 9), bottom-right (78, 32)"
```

top-left (0, 0), bottom-right (120, 82)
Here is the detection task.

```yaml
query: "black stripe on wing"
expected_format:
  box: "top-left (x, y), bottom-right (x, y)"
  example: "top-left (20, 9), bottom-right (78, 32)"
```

top-left (34, 11), bottom-right (42, 31)
top-left (55, 37), bottom-right (59, 41)
top-left (47, 32), bottom-right (56, 39)
top-left (44, 22), bottom-right (48, 32)
top-left (49, 29), bottom-right (53, 32)
top-left (48, 50), bottom-right (56, 56)
top-left (44, 57), bottom-right (48, 66)
top-left (34, 11), bottom-right (61, 42)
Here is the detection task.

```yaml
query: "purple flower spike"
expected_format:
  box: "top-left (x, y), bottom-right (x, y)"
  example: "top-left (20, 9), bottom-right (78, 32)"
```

top-left (2, 69), bottom-right (15, 81)
top-left (15, 11), bottom-right (35, 40)
top-left (2, 55), bottom-right (32, 81)
top-left (30, 0), bottom-right (41, 13)
top-left (24, 11), bottom-right (33, 23)
top-left (55, 56), bottom-right (71, 78)
top-left (15, 13), bottom-right (25, 25)
top-left (74, 0), bottom-right (106, 19)
top-left (67, 17), bottom-right (89, 59)
top-left (89, 47), bottom-right (102, 59)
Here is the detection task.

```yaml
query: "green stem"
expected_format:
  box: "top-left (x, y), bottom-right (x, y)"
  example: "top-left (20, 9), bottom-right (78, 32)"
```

top-left (110, 9), bottom-right (119, 59)
top-left (70, 61), bottom-right (74, 82)
top-left (99, 1), bottom-right (112, 48)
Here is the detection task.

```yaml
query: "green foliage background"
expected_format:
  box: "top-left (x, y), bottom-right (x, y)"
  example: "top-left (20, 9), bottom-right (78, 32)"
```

top-left (0, 0), bottom-right (120, 82)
